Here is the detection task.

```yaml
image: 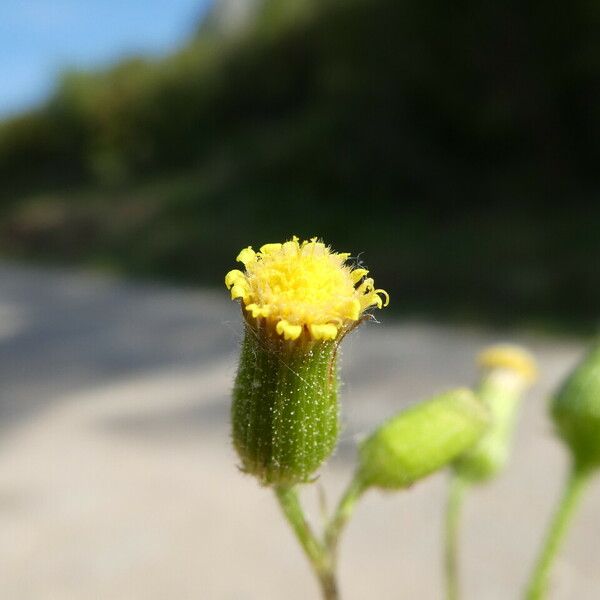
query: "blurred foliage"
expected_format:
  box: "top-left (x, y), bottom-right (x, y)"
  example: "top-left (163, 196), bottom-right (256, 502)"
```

top-left (0, 0), bottom-right (599, 332)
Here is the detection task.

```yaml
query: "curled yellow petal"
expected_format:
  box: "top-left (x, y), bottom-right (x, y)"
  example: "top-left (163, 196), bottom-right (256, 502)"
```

top-left (245, 303), bottom-right (271, 319)
top-left (230, 284), bottom-right (249, 301)
top-left (357, 277), bottom-right (375, 295)
top-left (282, 239), bottom-right (300, 255)
top-left (346, 298), bottom-right (361, 321)
top-left (276, 320), bottom-right (302, 340)
top-left (236, 247), bottom-right (256, 267)
top-left (259, 243), bottom-right (282, 255)
top-left (225, 237), bottom-right (388, 342)
top-left (308, 324), bottom-right (338, 340)
top-left (375, 289), bottom-right (390, 307)
top-left (350, 269), bottom-right (368, 284)
top-left (303, 239), bottom-right (326, 254)
top-left (225, 269), bottom-right (246, 289)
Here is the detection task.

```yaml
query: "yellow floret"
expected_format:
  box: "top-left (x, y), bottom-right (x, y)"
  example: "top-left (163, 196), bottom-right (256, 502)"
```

top-left (478, 344), bottom-right (538, 384)
top-left (225, 236), bottom-right (388, 341)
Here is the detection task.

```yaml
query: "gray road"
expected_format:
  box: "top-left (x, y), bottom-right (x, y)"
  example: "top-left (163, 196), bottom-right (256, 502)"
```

top-left (0, 262), bottom-right (598, 599)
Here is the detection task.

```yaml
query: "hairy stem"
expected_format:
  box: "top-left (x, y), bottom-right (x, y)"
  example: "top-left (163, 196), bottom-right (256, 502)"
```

top-left (324, 477), bottom-right (366, 564)
top-left (275, 485), bottom-right (339, 600)
top-left (525, 464), bottom-right (591, 600)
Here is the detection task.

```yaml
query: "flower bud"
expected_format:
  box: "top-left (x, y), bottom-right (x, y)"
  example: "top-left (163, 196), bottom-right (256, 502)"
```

top-left (551, 341), bottom-right (600, 470)
top-left (232, 327), bottom-right (339, 485)
top-left (227, 237), bottom-right (388, 485)
top-left (454, 344), bottom-right (537, 483)
top-left (356, 389), bottom-right (489, 490)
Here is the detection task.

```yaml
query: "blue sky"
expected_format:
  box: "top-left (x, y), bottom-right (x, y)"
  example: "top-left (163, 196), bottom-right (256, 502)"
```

top-left (0, 0), bottom-right (213, 118)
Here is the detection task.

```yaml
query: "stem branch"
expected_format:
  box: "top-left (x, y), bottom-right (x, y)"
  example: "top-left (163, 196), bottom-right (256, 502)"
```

top-left (275, 476), bottom-right (366, 600)
top-left (325, 477), bottom-right (366, 563)
top-left (275, 485), bottom-right (338, 600)
top-left (525, 464), bottom-right (591, 600)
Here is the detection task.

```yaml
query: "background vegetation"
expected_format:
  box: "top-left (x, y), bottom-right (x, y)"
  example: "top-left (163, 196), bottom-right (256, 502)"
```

top-left (1, 0), bottom-right (599, 332)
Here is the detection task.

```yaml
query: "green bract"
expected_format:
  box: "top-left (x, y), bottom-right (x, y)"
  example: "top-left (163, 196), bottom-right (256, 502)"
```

top-left (552, 342), bottom-right (600, 470)
top-left (232, 324), bottom-right (340, 485)
top-left (357, 388), bottom-right (489, 490)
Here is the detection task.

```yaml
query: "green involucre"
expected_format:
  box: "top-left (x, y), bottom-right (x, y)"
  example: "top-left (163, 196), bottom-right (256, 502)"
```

top-left (357, 388), bottom-right (489, 490)
top-left (552, 342), bottom-right (600, 469)
top-left (454, 372), bottom-right (525, 483)
top-left (232, 324), bottom-right (340, 485)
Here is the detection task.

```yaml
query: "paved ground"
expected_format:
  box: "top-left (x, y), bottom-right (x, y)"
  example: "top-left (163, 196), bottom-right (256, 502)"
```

top-left (0, 262), bottom-right (598, 599)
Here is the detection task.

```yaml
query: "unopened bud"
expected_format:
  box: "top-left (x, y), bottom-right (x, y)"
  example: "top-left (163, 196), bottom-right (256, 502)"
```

top-left (232, 329), bottom-right (340, 485)
top-left (552, 341), bottom-right (600, 470)
top-left (227, 237), bottom-right (388, 485)
top-left (357, 389), bottom-right (489, 490)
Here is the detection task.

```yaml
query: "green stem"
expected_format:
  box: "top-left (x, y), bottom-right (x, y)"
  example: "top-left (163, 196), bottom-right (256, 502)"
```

top-left (445, 475), bottom-right (468, 600)
top-left (525, 464), bottom-right (591, 600)
top-left (274, 485), bottom-right (338, 600)
top-left (324, 477), bottom-right (366, 564)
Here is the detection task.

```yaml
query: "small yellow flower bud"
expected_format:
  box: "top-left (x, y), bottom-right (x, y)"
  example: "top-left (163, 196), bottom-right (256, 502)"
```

top-left (454, 344), bottom-right (537, 483)
top-left (227, 236), bottom-right (388, 485)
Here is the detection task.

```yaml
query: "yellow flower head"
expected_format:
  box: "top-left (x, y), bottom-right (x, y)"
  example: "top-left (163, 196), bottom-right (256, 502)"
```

top-left (477, 344), bottom-right (538, 384)
top-left (225, 236), bottom-right (388, 341)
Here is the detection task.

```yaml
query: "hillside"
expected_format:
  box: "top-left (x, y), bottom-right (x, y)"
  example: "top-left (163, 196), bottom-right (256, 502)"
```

top-left (1, 0), bottom-right (599, 332)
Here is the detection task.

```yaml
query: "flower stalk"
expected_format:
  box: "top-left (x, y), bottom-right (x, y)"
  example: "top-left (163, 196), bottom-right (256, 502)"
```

top-left (525, 340), bottom-right (600, 598)
top-left (227, 236), bottom-right (388, 598)
top-left (324, 477), bottom-right (367, 565)
top-left (274, 486), bottom-right (338, 599)
top-left (525, 464), bottom-right (591, 600)
top-left (445, 345), bottom-right (537, 600)
top-left (274, 477), bottom-right (366, 600)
